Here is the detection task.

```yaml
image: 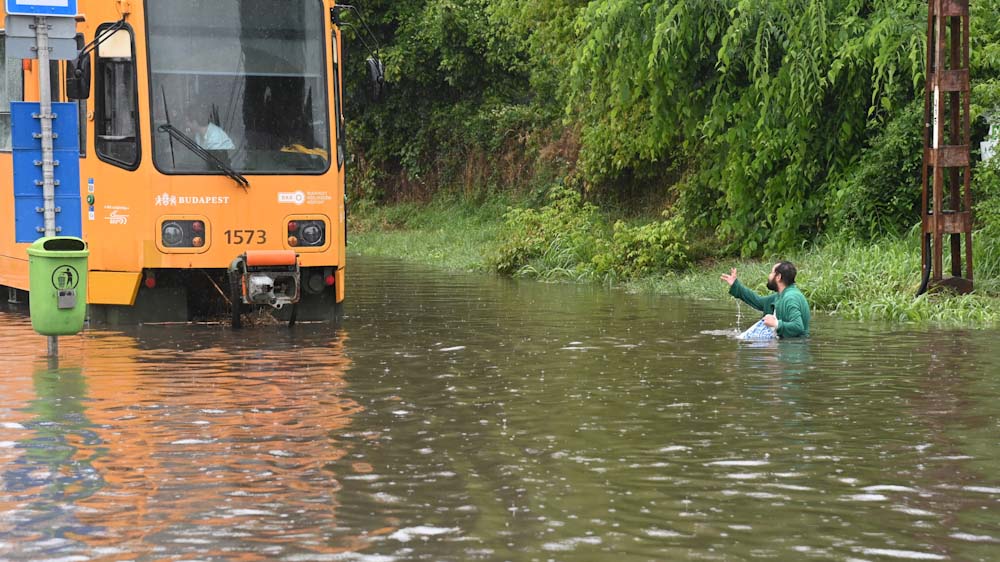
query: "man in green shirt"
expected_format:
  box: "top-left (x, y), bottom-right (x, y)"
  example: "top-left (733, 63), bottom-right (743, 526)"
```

top-left (721, 261), bottom-right (810, 338)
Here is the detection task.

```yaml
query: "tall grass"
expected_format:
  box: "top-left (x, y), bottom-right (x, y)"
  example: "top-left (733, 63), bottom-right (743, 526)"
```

top-left (637, 232), bottom-right (1000, 326)
top-left (799, 235), bottom-right (1000, 325)
top-left (351, 198), bottom-right (1000, 327)
top-left (348, 196), bottom-right (509, 271)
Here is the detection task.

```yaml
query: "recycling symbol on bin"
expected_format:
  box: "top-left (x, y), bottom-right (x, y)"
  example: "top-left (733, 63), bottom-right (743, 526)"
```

top-left (51, 266), bottom-right (80, 290)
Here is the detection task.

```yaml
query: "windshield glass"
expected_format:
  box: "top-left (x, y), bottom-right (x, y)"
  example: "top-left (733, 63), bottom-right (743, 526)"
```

top-left (147, 0), bottom-right (329, 174)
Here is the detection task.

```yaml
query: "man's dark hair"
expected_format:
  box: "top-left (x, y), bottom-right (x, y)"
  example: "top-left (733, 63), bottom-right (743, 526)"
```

top-left (775, 261), bottom-right (797, 285)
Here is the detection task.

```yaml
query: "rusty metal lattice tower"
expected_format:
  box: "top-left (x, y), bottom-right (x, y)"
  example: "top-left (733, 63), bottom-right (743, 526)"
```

top-left (920, 0), bottom-right (973, 294)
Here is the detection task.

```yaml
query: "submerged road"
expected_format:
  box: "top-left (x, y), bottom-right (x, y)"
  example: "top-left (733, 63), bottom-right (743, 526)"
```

top-left (1, 256), bottom-right (999, 560)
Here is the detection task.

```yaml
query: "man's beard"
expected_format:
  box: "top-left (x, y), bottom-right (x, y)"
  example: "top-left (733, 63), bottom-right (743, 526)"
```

top-left (766, 278), bottom-right (778, 292)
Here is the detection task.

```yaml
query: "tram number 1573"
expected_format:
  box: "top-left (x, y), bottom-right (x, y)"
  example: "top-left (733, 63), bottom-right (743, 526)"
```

top-left (225, 230), bottom-right (267, 245)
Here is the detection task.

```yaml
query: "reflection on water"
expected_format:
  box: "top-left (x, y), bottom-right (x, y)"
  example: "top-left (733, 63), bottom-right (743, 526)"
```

top-left (2, 256), bottom-right (1000, 561)
top-left (0, 319), bottom-right (370, 560)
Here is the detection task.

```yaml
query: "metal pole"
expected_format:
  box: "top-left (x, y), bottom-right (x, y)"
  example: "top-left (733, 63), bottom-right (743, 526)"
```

top-left (918, 0), bottom-right (973, 295)
top-left (36, 15), bottom-right (58, 356)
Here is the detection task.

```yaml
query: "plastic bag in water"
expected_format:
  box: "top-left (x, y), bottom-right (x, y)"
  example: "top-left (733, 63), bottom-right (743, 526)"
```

top-left (738, 319), bottom-right (776, 340)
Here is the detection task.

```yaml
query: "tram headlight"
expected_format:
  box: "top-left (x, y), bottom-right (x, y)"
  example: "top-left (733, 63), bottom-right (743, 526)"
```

top-left (159, 218), bottom-right (210, 251)
top-left (162, 222), bottom-right (184, 247)
top-left (287, 219), bottom-right (325, 247)
top-left (301, 223), bottom-right (323, 246)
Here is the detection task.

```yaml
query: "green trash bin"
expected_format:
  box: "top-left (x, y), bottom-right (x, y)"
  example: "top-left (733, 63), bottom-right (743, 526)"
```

top-left (27, 237), bottom-right (89, 336)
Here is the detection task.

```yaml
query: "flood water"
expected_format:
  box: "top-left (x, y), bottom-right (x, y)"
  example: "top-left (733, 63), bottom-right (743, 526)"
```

top-left (1, 256), bottom-right (999, 561)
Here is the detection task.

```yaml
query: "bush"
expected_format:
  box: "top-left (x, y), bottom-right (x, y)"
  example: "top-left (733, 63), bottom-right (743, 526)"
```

top-left (974, 159), bottom-right (1000, 230)
top-left (592, 216), bottom-right (690, 279)
top-left (490, 186), bottom-right (694, 280)
top-left (490, 186), bottom-right (606, 276)
top-left (826, 99), bottom-right (924, 238)
top-left (973, 159), bottom-right (1000, 289)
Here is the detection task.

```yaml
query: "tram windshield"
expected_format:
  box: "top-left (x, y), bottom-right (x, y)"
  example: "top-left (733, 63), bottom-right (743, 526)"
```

top-left (147, 0), bottom-right (330, 175)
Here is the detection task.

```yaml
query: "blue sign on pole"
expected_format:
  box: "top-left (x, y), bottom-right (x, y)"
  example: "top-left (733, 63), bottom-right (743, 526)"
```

top-left (5, 0), bottom-right (77, 17)
top-left (11, 101), bottom-right (81, 242)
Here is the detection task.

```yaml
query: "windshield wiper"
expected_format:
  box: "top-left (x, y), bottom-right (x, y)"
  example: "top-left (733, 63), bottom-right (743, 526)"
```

top-left (160, 87), bottom-right (177, 168)
top-left (158, 124), bottom-right (249, 190)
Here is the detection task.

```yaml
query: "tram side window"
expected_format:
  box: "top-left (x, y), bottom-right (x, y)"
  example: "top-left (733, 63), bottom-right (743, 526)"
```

top-left (94, 25), bottom-right (138, 169)
top-left (0, 35), bottom-right (25, 151)
top-left (332, 40), bottom-right (344, 170)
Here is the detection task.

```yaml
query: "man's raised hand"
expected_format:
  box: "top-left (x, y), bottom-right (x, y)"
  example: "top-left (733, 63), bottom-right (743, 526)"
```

top-left (720, 268), bottom-right (738, 287)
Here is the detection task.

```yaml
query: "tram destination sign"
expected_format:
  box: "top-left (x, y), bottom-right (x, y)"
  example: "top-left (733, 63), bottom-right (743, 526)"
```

top-left (6, 0), bottom-right (77, 17)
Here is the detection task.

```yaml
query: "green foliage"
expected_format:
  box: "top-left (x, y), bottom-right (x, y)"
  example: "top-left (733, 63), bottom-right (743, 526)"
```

top-left (970, 0), bottom-right (1000, 292)
top-left (349, 195), bottom-right (512, 271)
top-left (490, 186), bottom-right (606, 276)
top-left (351, 196), bottom-right (1000, 327)
top-left (972, 159), bottom-right (1000, 291)
top-left (632, 233), bottom-right (1000, 327)
top-left (974, 161), bottom-right (1000, 232)
top-left (346, 0), bottom-right (1000, 275)
top-left (343, 0), bottom-right (543, 199)
top-left (566, 0), bottom-right (733, 182)
top-left (569, 0), bottom-right (926, 255)
top-left (798, 235), bottom-right (919, 314)
top-left (826, 98), bottom-right (924, 238)
top-left (971, 0), bottom-right (1000, 117)
top-left (592, 217), bottom-right (690, 278)
top-left (798, 235), bottom-right (1000, 324)
top-left (488, 0), bottom-right (589, 106)
top-left (490, 187), bottom-right (692, 281)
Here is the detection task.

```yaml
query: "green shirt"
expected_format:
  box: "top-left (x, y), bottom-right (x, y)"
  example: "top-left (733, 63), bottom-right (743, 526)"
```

top-left (729, 279), bottom-right (810, 338)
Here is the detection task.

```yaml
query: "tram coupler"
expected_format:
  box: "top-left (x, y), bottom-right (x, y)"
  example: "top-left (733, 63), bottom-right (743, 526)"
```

top-left (228, 250), bottom-right (300, 328)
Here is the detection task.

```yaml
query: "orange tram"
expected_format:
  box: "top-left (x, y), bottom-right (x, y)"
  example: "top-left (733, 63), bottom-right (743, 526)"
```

top-left (0, 0), bottom-right (359, 325)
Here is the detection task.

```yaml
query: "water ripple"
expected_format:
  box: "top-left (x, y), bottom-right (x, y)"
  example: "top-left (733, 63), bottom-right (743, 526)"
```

top-left (1, 257), bottom-right (999, 561)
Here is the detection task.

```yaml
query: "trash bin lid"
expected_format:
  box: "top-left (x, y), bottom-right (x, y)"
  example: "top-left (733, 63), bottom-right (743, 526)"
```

top-left (26, 236), bottom-right (89, 257)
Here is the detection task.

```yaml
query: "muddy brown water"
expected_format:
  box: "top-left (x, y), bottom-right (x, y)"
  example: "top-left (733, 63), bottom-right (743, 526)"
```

top-left (1, 256), bottom-right (998, 561)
